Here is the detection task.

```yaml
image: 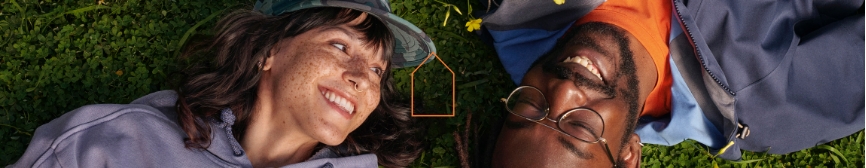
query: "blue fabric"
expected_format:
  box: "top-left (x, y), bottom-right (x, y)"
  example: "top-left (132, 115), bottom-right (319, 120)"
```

top-left (488, 24), bottom-right (572, 85)
top-left (635, 57), bottom-right (726, 149)
top-left (635, 12), bottom-right (725, 149)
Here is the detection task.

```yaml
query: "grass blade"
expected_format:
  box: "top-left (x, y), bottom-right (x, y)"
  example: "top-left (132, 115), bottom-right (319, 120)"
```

top-left (452, 6), bottom-right (462, 15)
top-left (176, 9), bottom-right (226, 55)
top-left (442, 9), bottom-right (450, 26)
top-left (63, 5), bottom-right (110, 16)
top-left (731, 159), bottom-right (762, 164)
top-left (458, 78), bottom-right (488, 89)
top-left (818, 145), bottom-right (849, 166)
top-left (10, 0), bottom-right (25, 13)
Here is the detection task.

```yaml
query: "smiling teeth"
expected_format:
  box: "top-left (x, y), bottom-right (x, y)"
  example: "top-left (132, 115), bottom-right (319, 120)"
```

top-left (322, 90), bottom-right (355, 114)
top-left (564, 56), bottom-right (603, 80)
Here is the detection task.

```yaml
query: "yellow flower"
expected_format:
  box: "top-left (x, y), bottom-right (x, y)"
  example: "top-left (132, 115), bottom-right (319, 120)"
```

top-left (554, 0), bottom-right (565, 5)
top-left (465, 18), bottom-right (482, 32)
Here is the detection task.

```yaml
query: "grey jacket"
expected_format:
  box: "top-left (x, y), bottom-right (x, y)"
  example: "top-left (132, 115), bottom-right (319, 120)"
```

top-left (10, 90), bottom-right (377, 168)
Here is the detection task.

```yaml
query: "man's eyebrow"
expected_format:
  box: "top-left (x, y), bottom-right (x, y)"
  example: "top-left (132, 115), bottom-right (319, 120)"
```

top-left (558, 136), bottom-right (594, 159)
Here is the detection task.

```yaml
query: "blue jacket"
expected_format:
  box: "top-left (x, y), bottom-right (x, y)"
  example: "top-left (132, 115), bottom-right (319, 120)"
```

top-left (10, 91), bottom-right (378, 168)
top-left (479, 0), bottom-right (864, 160)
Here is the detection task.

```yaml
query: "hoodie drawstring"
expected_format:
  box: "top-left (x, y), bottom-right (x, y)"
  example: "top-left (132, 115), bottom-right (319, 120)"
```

top-left (219, 108), bottom-right (244, 156)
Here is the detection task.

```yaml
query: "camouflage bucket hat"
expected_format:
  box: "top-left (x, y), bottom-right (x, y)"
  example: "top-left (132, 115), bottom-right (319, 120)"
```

top-left (255, 0), bottom-right (437, 68)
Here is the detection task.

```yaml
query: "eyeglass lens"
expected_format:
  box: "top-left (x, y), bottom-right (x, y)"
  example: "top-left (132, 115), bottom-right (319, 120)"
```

top-left (506, 87), bottom-right (605, 142)
top-left (505, 87), bottom-right (548, 121)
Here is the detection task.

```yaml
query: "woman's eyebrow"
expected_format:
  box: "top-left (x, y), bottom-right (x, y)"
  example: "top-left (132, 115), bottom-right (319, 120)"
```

top-left (319, 26), bottom-right (362, 41)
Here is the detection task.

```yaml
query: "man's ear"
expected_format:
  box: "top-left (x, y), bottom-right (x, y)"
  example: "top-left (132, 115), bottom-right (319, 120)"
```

top-left (619, 133), bottom-right (642, 168)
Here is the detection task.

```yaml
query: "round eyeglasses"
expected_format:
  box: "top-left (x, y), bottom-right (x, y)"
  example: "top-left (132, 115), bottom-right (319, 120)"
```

top-left (501, 86), bottom-right (616, 167)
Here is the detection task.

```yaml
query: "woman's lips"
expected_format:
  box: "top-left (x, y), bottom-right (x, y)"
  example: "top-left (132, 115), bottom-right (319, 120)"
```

top-left (320, 87), bottom-right (356, 119)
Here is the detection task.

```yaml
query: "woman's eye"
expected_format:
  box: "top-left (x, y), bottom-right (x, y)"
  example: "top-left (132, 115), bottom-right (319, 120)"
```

top-left (332, 43), bottom-right (346, 52)
top-left (370, 67), bottom-right (383, 76)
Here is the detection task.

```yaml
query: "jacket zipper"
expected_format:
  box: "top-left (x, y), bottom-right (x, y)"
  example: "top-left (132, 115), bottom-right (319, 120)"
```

top-left (671, 0), bottom-right (735, 95)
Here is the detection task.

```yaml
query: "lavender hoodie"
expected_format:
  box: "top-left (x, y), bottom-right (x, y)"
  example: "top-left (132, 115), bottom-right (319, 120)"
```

top-left (10, 90), bottom-right (377, 168)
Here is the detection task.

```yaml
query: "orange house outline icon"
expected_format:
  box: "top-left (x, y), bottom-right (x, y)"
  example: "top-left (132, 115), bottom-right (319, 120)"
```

top-left (410, 52), bottom-right (456, 117)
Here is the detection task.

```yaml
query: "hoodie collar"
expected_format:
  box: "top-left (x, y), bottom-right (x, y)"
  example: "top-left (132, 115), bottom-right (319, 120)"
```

top-left (206, 108), bottom-right (253, 167)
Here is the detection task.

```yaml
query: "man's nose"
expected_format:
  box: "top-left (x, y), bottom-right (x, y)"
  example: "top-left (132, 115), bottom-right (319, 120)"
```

top-left (546, 79), bottom-right (589, 117)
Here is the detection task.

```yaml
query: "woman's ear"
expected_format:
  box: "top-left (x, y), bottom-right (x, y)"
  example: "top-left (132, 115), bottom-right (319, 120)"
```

top-left (262, 42), bottom-right (284, 72)
top-left (263, 38), bottom-right (294, 71)
top-left (619, 133), bottom-right (642, 168)
top-left (261, 55), bottom-right (274, 71)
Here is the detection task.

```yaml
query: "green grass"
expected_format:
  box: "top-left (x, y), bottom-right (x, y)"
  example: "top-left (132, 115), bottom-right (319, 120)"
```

top-left (639, 131), bottom-right (864, 167)
top-left (1, 0), bottom-right (863, 167)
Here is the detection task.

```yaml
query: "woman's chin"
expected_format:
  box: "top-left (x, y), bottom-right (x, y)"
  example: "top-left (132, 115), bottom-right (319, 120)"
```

top-left (318, 135), bottom-right (347, 146)
top-left (312, 107), bottom-right (369, 146)
top-left (310, 124), bottom-right (350, 146)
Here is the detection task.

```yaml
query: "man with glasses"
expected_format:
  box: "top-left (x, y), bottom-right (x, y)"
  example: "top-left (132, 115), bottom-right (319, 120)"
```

top-left (492, 21), bottom-right (651, 167)
top-left (475, 0), bottom-right (863, 167)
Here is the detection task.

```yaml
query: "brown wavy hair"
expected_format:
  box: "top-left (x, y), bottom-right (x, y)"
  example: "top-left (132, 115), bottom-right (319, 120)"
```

top-left (175, 7), bottom-right (422, 167)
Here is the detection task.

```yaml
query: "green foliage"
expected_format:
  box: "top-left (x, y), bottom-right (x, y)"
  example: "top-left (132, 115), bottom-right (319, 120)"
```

top-left (640, 131), bottom-right (865, 168)
top-left (0, 0), bottom-right (250, 164)
top-left (389, 0), bottom-right (510, 167)
top-left (1, 0), bottom-right (863, 167)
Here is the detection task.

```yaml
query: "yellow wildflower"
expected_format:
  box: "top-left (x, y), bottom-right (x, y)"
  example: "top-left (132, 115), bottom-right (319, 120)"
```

top-left (554, 0), bottom-right (565, 5)
top-left (465, 18), bottom-right (482, 32)
top-left (115, 70), bottom-right (123, 76)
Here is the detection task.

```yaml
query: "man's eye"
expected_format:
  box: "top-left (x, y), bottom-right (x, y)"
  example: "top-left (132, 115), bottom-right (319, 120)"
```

top-left (332, 43), bottom-right (346, 52)
top-left (370, 67), bottom-right (383, 76)
top-left (564, 120), bottom-right (596, 137)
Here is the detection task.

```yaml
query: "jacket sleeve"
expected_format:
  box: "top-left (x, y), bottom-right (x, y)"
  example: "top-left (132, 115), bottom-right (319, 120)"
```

top-left (735, 2), bottom-right (864, 154)
top-left (9, 104), bottom-right (187, 168)
top-left (676, 0), bottom-right (864, 159)
top-left (9, 121), bottom-right (63, 168)
top-left (9, 104), bottom-right (123, 167)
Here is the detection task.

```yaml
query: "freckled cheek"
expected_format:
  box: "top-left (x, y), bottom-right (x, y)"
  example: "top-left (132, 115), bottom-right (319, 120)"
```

top-left (354, 86), bottom-right (381, 123)
top-left (366, 84), bottom-right (382, 109)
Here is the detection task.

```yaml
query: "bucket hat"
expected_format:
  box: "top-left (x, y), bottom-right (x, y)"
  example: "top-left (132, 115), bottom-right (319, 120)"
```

top-left (255, 0), bottom-right (437, 68)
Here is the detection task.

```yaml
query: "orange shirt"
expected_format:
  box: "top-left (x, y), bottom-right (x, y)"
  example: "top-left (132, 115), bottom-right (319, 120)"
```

top-left (574, 0), bottom-right (673, 117)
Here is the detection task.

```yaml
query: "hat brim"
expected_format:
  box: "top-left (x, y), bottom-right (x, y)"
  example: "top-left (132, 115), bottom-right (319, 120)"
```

top-left (255, 0), bottom-right (437, 68)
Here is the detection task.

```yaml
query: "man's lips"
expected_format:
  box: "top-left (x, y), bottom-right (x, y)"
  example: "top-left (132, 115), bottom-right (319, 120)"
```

top-left (562, 55), bottom-right (603, 81)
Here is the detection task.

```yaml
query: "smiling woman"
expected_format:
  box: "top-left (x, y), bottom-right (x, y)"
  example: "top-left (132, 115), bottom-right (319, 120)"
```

top-left (9, 0), bottom-right (435, 167)
top-left (176, 8), bottom-right (412, 167)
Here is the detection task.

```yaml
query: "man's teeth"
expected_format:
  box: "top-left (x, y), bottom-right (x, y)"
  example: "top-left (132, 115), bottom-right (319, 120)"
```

top-left (563, 56), bottom-right (602, 80)
top-left (323, 91), bottom-right (355, 114)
